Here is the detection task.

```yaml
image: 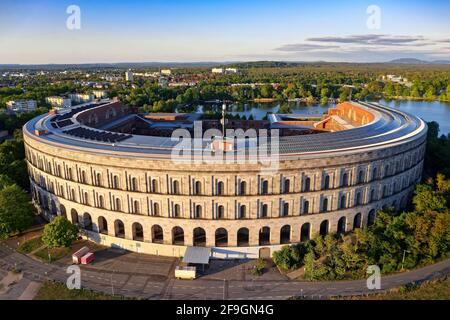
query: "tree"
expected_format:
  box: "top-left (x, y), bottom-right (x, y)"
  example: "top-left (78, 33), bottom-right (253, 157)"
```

top-left (272, 245), bottom-right (302, 271)
top-left (413, 184), bottom-right (447, 212)
top-left (0, 174), bottom-right (14, 190)
top-left (42, 216), bottom-right (79, 248)
top-left (0, 184), bottom-right (35, 239)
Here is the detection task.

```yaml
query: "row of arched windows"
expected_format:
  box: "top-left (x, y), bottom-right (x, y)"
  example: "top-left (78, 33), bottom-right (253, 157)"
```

top-left (26, 143), bottom-right (424, 197)
top-left (66, 208), bottom-right (377, 247)
top-left (31, 165), bottom-right (415, 219)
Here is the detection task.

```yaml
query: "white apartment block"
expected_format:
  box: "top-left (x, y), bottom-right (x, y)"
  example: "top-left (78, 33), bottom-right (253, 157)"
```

top-left (46, 96), bottom-right (72, 109)
top-left (69, 93), bottom-right (94, 104)
top-left (92, 90), bottom-right (108, 99)
top-left (6, 100), bottom-right (37, 113)
top-left (212, 67), bottom-right (239, 74)
top-left (212, 68), bottom-right (224, 74)
top-left (161, 69), bottom-right (172, 75)
top-left (125, 71), bottom-right (134, 81)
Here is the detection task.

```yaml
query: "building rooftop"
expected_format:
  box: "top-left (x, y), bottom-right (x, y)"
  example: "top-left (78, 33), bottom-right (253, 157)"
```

top-left (24, 100), bottom-right (427, 161)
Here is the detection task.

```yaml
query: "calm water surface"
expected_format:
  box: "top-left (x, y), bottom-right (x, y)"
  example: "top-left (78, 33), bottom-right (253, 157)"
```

top-left (195, 100), bottom-right (450, 135)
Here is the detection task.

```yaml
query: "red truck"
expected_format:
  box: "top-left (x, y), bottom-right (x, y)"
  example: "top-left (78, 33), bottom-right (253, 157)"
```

top-left (80, 252), bottom-right (94, 265)
top-left (72, 246), bottom-right (89, 264)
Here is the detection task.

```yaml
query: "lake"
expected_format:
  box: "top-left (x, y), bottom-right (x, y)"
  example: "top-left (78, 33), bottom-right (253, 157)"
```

top-left (195, 100), bottom-right (450, 135)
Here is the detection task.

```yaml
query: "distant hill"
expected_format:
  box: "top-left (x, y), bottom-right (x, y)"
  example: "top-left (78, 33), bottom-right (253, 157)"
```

top-left (388, 58), bottom-right (450, 65)
top-left (0, 62), bottom-right (223, 71)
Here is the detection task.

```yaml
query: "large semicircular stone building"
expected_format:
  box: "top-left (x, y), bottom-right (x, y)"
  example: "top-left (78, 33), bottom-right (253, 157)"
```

top-left (23, 99), bottom-right (427, 258)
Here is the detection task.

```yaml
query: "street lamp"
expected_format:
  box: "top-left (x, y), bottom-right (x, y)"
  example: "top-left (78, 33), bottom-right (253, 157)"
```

top-left (111, 269), bottom-right (115, 296)
top-left (221, 102), bottom-right (226, 138)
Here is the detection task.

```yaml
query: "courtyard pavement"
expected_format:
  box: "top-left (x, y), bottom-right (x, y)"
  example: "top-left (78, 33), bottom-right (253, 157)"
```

top-left (1, 236), bottom-right (449, 300)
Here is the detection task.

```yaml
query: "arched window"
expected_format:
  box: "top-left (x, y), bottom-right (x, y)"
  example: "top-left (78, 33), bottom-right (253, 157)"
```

top-left (370, 189), bottom-right (376, 202)
top-left (114, 220), bottom-right (125, 238)
top-left (67, 168), bottom-right (73, 181)
top-left (82, 213), bottom-right (92, 230)
top-left (96, 173), bottom-right (102, 186)
top-left (115, 198), bottom-right (121, 211)
top-left (215, 228), bottom-right (228, 247)
top-left (280, 225), bottom-right (291, 244)
top-left (151, 179), bottom-right (158, 193)
top-left (239, 181), bottom-right (247, 195)
top-left (282, 202), bottom-right (289, 216)
top-left (59, 204), bottom-right (67, 218)
top-left (194, 181), bottom-right (202, 195)
top-left (353, 213), bottom-right (362, 229)
top-left (303, 177), bottom-right (310, 192)
top-left (80, 171), bottom-right (87, 184)
top-left (357, 170), bottom-right (364, 184)
top-left (340, 195), bottom-right (346, 209)
top-left (384, 165), bottom-right (390, 177)
top-left (113, 175), bottom-right (120, 189)
top-left (355, 192), bottom-right (362, 205)
top-left (337, 217), bottom-right (346, 234)
top-left (132, 223), bottom-right (144, 241)
top-left (83, 192), bottom-right (89, 205)
top-left (303, 200), bottom-right (310, 214)
top-left (193, 227), bottom-right (206, 246)
top-left (131, 177), bottom-right (138, 191)
top-left (368, 209), bottom-right (376, 226)
top-left (322, 198), bottom-right (328, 212)
top-left (319, 220), bottom-right (329, 236)
top-left (372, 167), bottom-right (378, 181)
top-left (261, 180), bottom-right (269, 195)
top-left (284, 179), bottom-right (291, 193)
top-left (174, 204), bottom-right (180, 217)
top-left (323, 175), bottom-right (330, 190)
top-left (237, 228), bottom-right (249, 247)
top-left (382, 185), bottom-right (388, 198)
top-left (239, 205), bottom-right (246, 219)
top-left (98, 195), bottom-right (105, 208)
top-left (300, 223), bottom-right (310, 242)
top-left (133, 200), bottom-right (140, 214)
top-left (195, 205), bottom-right (202, 219)
top-left (217, 205), bottom-right (224, 219)
top-left (173, 180), bottom-right (180, 194)
top-left (153, 202), bottom-right (160, 216)
top-left (342, 173), bottom-right (349, 187)
top-left (70, 209), bottom-right (79, 224)
top-left (152, 225), bottom-right (164, 243)
top-left (259, 227), bottom-right (270, 245)
top-left (261, 204), bottom-right (268, 218)
top-left (217, 181), bottom-right (224, 195)
top-left (172, 226), bottom-right (184, 245)
top-left (98, 216), bottom-right (108, 234)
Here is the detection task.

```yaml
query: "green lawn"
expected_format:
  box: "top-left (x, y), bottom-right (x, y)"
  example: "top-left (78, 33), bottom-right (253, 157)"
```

top-left (34, 246), bottom-right (71, 263)
top-left (34, 281), bottom-right (127, 300)
top-left (347, 277), bottom-right (450, 300)
top-left (17, 237), bottom-right (43, 254)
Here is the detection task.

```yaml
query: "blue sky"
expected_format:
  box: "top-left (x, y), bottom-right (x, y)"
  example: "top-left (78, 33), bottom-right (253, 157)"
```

top-left (0, 0), bottom-right (449, 63)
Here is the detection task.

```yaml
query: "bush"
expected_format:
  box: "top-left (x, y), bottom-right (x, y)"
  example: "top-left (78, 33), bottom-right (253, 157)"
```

top-left (251, 258), bottom-right (266, 276)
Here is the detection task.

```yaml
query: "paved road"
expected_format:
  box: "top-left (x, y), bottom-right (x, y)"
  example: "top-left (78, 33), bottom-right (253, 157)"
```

top-left (1, 242), bottom-right (449, 300)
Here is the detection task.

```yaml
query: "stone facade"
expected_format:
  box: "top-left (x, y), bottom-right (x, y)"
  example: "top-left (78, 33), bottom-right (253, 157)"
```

top-left (24, 130), bottom-right (426, 258)
top-left (22, 100), bottom-right (428, 258)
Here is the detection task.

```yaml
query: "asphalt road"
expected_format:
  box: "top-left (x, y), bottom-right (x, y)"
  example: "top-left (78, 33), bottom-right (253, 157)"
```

top-left (1, 242), bottom-right (449, 300)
